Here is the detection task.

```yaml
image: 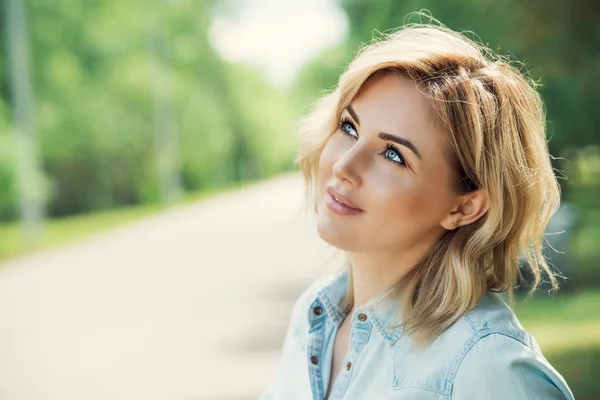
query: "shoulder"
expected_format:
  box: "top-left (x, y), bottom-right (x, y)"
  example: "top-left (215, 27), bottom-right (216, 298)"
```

top-left (463, 292), bottom-right (536, 344)
top-left (394, 293), bottom-right (528, 378)
top-left (392, 292), bottom-right (573, 399)
top-left (436, 291), bottom-right (546, 353)
top-left (450, 293), bottom-right (574, 399)
top-left (451, 332), bottom-right (573, 399)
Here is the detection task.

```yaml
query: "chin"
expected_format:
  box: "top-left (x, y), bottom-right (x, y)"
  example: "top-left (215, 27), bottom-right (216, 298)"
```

top-left (316, 194), bottom-right (364, 251)
top-left (316, 219), bottom-right (361, 252)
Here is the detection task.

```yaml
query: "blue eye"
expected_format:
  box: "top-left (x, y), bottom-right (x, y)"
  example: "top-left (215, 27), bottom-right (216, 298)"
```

top-left (339, 118), bottom-right (358, 138)
top-left (338, 117), bottom-right (406, 168)
top-left (383, 145), bottom-right (406, 167)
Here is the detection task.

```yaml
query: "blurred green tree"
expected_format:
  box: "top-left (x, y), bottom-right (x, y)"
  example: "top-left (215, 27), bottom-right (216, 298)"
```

top-left (0, 0), bottom-right (296, 220)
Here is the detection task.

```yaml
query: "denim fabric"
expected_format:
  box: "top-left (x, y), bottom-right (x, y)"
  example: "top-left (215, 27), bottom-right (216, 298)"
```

top-left (259, 268), bottom-right (574, 400)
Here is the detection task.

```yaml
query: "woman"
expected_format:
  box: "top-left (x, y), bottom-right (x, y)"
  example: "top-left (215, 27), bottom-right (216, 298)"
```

top-left (260, 22), bottom-right (574, 400)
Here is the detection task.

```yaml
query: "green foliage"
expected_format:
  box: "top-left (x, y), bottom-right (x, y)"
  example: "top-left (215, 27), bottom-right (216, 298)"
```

top-left (571, 208), bottom-right (600, 286)
top-left (0, 102), bottom-right (18, 220)
top-left (291, 42), bottom-right (353, 117)
top-left (0, 0), bottom-right (296, 220)
top-left (516, 290), bottom-right (600, 325)
top-left (224, 63), bottom-right (297, 175)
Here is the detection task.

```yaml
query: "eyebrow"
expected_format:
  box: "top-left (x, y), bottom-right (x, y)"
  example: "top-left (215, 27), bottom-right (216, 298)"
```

top-left (347, 105), bottom-right (361, 125)
top-left (345, 105), bottom-right (423, 160)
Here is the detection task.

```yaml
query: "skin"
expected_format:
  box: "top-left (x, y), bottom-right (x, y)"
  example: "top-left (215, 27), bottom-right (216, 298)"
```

top-left (316, 71), bottom-right (488, 397)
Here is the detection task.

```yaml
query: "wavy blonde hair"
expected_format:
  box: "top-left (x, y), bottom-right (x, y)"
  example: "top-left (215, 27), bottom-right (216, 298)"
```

top-left (296, 22), bottom-right (561, 344)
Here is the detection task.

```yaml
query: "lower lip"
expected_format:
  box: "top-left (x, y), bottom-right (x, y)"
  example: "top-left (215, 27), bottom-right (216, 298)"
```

top-left (325, 193), bottom-right (364, 215)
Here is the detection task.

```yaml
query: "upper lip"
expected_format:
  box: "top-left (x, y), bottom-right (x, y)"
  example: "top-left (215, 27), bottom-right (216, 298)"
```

top-left (327, 187), bottom-right (363, 211)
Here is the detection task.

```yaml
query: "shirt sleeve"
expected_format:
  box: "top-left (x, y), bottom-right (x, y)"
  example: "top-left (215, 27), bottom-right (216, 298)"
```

top-left (452, 333), bottom-right (574, 400)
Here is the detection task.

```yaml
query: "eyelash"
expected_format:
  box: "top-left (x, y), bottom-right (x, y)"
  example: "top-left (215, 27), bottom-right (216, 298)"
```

top-left (338, 117), bottom-right (406, 167)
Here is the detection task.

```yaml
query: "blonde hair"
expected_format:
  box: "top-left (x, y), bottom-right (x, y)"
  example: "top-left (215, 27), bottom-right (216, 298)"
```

top-left (296, 22), bottom-right (561, 344)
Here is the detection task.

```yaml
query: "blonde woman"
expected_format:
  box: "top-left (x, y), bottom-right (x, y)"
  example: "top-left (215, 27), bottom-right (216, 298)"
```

top-left (260, 22), bottom-right (574, 400)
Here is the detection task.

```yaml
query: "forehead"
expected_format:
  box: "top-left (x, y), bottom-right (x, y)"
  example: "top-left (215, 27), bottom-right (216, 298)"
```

top-left (349, 72), bottom-right (452, 164)
top-left (351, 72), bottom-right (436, 129)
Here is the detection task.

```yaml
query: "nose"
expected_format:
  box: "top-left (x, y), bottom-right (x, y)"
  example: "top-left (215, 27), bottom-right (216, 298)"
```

top-left (332, 144), bottom-right (363, 188)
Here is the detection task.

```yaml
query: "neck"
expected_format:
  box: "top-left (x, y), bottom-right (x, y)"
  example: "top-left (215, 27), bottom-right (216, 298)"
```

top-left (346, 239), bottom-right (435, 311)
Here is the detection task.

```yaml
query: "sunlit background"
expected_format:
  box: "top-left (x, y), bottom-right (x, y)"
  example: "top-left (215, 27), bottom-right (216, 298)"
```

top-left (0, 0), bottom-right (599, 399)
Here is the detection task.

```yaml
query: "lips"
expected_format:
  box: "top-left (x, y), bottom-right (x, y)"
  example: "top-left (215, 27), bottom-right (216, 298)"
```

top-left (326, 187), bottom-right (363, 211)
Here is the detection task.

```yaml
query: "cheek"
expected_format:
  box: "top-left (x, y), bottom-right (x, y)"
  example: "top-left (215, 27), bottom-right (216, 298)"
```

top-left (372, 182), bottom-right (421, 219)
top-left (369, 176), bottom-right (449, 229)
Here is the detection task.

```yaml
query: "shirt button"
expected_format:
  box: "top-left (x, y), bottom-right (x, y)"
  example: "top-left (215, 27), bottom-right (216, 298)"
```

top-left (311, 356), bottom-right (319, 365)
top-left (358, 313), bottom-right (367, 322)
top-left (346, 362), bottom-right (352, 370)
top-left (313, 306), bottom-right (323, 316)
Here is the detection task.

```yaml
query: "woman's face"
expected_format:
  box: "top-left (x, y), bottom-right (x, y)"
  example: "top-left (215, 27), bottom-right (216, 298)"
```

top-left (316, 72), bottom-right (460, 255)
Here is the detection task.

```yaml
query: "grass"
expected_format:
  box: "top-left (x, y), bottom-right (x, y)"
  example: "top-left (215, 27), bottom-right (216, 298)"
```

top-left (515, 290), bottom-right (600, 352)
top-left (0, 181), bottom-right (248, 263)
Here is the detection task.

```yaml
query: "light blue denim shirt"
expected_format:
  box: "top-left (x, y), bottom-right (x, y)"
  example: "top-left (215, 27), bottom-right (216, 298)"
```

top-left (260, 268), bottom-right (574, 399)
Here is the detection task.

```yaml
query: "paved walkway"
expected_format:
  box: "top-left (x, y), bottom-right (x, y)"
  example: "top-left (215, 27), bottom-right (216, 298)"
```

top-left (0, 172), bottom-right (342, 400)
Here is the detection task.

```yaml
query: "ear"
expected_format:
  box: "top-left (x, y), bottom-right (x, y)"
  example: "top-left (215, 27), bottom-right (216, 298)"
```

top-left (441, 189), bottom-right (489, 230)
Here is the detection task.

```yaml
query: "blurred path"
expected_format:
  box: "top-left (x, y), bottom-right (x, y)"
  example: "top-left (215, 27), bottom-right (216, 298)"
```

top-left (0, 172), bottom-right (342, 400)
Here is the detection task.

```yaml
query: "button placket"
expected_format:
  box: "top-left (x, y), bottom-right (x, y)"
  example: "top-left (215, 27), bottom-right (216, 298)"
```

top-left (329, 310), bottom-right (373, 400)
top-left (307, 300), bottom-right (328, 400)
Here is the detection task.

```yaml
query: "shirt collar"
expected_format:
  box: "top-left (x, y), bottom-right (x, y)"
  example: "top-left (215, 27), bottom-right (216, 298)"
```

top-left (308, 267), bottom-right (406, 346)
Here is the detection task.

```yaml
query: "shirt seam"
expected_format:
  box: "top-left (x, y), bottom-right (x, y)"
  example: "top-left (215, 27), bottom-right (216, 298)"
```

top-left (446, 331), bottom-right (535, 398)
